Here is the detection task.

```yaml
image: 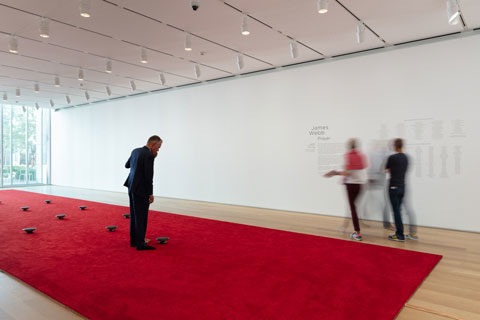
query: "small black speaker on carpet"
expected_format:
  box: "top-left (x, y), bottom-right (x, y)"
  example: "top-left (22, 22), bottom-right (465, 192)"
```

top-left (106, 226), bottom-right (117, 232)
top-left (22, 228), bottom-right (36, 234)
top-left (56, 214), bottom-right (66, 220)
top-left (21, 206), bottom-right (30, 211)
top-left (79, 206), bottom-right (87, 210)
top-left (123, 213), bottom-right (130, 219)
top-left (45, 200), bottom-right (51, 204)
top-left (156, 237), bottom-right (169, 244)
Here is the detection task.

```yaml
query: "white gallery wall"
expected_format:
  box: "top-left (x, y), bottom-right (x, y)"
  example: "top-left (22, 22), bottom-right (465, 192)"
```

top-left (52, 33), bottom-right (480, 232)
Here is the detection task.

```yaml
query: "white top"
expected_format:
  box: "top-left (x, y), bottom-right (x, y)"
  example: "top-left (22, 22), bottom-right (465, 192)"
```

top-left (345, 169), bottom-right (367, 184)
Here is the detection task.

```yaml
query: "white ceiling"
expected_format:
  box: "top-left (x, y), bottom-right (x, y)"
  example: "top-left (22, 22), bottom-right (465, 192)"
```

top-left (0, 0), bottom-right (478, 109)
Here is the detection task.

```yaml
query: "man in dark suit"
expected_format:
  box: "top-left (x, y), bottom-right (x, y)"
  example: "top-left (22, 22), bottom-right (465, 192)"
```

top-left (124, 135), bottom-right (162, 250)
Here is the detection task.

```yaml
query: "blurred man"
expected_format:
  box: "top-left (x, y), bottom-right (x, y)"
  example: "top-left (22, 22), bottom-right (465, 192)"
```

top-left (365, 140), bottom-right (392, 229)
top-left (385, 138), bottom-right (408, 242)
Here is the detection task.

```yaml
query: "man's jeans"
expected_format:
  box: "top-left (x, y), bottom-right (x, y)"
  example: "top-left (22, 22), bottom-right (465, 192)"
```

top-left (389, 186), bottom-right (405, 239)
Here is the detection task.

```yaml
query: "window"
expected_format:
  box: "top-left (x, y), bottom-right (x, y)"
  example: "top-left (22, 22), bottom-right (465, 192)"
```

top-left (12, 106), bottom-right (26, 184)
top-left (1, 104), bottom-right (50, 187)
top-left (2, 106), bottom-right (11, 186)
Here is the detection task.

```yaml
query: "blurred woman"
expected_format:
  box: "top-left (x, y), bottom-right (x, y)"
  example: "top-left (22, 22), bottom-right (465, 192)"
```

top-left (342, 139), bottom-right (368, 240)
top-left (325, 138), bottom-right (368, 240)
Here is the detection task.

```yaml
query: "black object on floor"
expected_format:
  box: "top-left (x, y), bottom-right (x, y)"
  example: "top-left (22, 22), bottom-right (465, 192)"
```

top-left (56, 214), bottom-right (66, 220)
top-left (22, 228), bottom-right (36, 234)
top-left (21, 207), bottom-right (29, 211)
top-left (123, 213), bottom-right (130, 219)
top-left (156, 237), bottom-right (169, 244)
top-left (45, 200), bottom-right (51, 204)
top-left (79, 206), bottom-right (87, 210)
top-left (106, 226), bottom-right (117, 232)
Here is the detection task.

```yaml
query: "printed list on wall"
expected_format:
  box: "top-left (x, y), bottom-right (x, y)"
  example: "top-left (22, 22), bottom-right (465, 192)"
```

top-left (305, 117), bottom-right (466, 178)
top-left (378, 118), bottom-right (466, 178)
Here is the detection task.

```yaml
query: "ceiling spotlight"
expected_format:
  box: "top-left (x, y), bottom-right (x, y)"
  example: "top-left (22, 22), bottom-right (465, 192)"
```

top-left (317, 0), bottom-right (329, 14)
top-left (39, 18), bottom-right (50, 38)
top-left (22, 106), bottom-right (26, 113)
top-left (241, 15), bottom-right (250, 35)
top-left (34, 83), bottom-right (40, 93)
top-left (446, 0), bottom-right (461, 25)
top-left (130, 80), bottom-right (136, 91)
top-left (16, 88), bottom-right (20, 97)
top-left (194, 64), bottom-right (201, 79)
top-left (79, 0), bottom-right (91, 18)
top-left (2, 93), bottom-right (7, 101)
top-left (78, 68), bottom-right (84, 81)
top-left (66, 95), bottom-right (71, 104)
top-left (190, 0), bottom-right (200, 11)
top-left (50, 99), bottom-right (55, 107)
top-left (54, 76), bottom-right (61, 87)
top-left (184, 34), bottom-right (192, 51)
top-left (159, 73), bottom-right (166, 86)
top-left (106, 59), bottom-right (112, 73)
top-left (8, 35), bottom-right (18, 54)
top-left (356, 21), bottom-right (365, 44)
top-left (35, 102), bottom-right (40, 110)
top-left (106, 86), bottom-right (111, 96)
top-left (236, 54), bottom-right (244, 70)
top-left (140, 47), bottom-right (148, 63)
top-left (289, 41), bottom-right (298, 59)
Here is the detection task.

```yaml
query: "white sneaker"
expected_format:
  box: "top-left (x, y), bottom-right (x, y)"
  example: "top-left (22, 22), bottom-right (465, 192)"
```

top-left (405, 234), bottom-right (418, 240)
top-left (349, 232), bottom-right (363, 241)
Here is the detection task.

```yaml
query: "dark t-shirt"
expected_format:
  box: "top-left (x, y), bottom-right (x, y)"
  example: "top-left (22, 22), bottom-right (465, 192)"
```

top-left (386, 153), bottom-right (408, 187)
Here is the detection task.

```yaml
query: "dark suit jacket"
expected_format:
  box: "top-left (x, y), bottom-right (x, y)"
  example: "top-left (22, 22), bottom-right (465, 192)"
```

top-left (124, 146), bottom-right (154, 196)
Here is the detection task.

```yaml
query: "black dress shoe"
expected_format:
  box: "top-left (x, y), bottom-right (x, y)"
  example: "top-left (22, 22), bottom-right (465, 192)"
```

top-left (132, 241), bottom-right (146, 248)
top-left (136, 244), bottom-right (156, 251)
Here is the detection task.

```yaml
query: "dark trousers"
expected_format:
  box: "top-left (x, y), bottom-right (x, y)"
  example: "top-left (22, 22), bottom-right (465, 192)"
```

top-left (402, 191), bottom-right (417, 234)
top-left (388, 186), bottom-right (405, 239)
top-left (128, 191), bottom-right (150, 248)
top-left (346, 184), bottom-right (361, 232)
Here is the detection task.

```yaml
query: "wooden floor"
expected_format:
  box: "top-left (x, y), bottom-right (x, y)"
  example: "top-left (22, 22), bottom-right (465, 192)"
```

top-left (1, 185), bottom-right (479, 320)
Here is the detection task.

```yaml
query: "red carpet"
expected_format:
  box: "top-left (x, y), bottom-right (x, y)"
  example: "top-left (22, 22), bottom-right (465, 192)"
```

top-left (0, 190), bottom-right (441, 320)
